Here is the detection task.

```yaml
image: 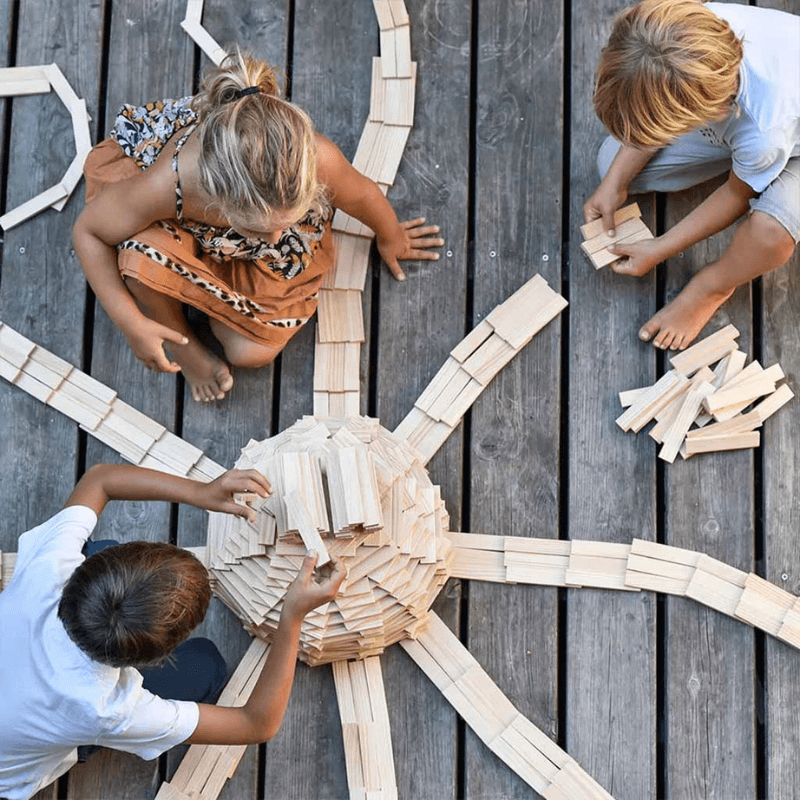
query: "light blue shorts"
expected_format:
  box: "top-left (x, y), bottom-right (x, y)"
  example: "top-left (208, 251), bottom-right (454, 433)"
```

top-left (598, 133), bottom-right (800, 244)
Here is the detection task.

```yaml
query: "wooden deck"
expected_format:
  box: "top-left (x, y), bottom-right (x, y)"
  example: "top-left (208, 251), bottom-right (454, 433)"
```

top-left (1, 0), bottom-right (799, 798)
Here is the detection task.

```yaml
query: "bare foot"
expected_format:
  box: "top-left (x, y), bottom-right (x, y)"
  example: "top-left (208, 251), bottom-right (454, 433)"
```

top-left (168, 337), bottom-right (234, 402)
top-left (639, 271), bottom-right (734, 351)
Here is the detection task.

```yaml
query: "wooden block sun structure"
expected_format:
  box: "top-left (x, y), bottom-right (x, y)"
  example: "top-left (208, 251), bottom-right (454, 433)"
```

top-left (0, 64), bottom-right (92, 229)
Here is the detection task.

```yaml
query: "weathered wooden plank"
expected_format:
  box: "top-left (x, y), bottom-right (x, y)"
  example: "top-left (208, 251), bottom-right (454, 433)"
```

top-left (662, 186), bottom-right (757, 799)
top-left (371, 1), bottom-right (467, 797)
top-left (465, 1), bottom-right (563, 797)
top-left (259, 3), bottom-right (375, 798)
top-left (167, 4), bottom-right (290, 797)
top-left (567, 4), bottom-right (656, 799)
top-left (71, 2), bottom-right (194, 799)
top-left (0, 0), bottom-right (98, 545)
top-left (759, 2), bottom-right (800, 794)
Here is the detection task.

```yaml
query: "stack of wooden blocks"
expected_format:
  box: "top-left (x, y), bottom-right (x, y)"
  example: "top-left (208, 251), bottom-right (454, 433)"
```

top-left (207, 415), bottom-right (452, 667)
top-left (0, 322), bottom-right (226, 482)
top-left (580, 203), bottom-right (654, 269)
top-left (393, 274), bottom-right (568, 464)
top-left (0, 64), bottom-right (93, 230)
top-left (616, 324), bottom-right (794, 462)
top-left (313, 0), bottom-right (416, 419)
top-left (154, 639), bottom-right (271, 800)
top-left (445, 533), bottom-right (800, 649)
top-left (401, 613), bottom-right (614, 799)
top-left (333, 657), bottom-right (398, 800)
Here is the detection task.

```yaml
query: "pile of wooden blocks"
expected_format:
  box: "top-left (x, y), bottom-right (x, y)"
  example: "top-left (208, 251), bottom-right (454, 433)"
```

top-left (402, 613), bottom-right (613, 799)
top-left (617, 324), bottom-right (794, 462)
top-left (0, 65), bottom-right (92, 230)
top-left (580, 203), bottom-right (654, 269)
top-left (445, 532), bottom-right (800, 650)
top-left (333, 657), bottom-right (398, 800)
top-left (207, 415), bottom-right (452, 667)
top-left (155, 638), bottom-right (270, 800)
top-left (393, 274), bottom-right (567, 464)
top-left (313, 0), bottom-right (416, 419)
top-left (0, 322), bottom-right (225, 481)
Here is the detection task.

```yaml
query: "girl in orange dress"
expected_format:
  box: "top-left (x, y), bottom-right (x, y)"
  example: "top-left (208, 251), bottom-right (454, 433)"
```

top-left (74, 50), bottom-right (442, 402)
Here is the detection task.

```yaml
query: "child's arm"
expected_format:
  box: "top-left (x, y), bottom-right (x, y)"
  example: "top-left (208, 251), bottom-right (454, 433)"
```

top-left (73, 162), bottom-right (189, 372)
top-left (186, 552), bottom-right (347, 745)
top-left (608, 172), bottom-right (756, 277)
top-left (64, 463), bottom-right (271, 519)
top-left (584, 143), bottom-right (659, 235)
top-left (316, 134), bottom-right (444, 280)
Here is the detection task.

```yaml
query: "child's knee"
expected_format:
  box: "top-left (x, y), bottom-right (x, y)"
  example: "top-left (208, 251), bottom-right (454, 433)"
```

top-left (750, 211), bottom-right (796, 265)
top-left (223, 339), bottom-right (280, 368)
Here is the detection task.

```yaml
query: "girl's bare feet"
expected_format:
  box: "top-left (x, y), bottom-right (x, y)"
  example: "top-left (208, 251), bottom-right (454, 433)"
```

top-left (167, 337), bottom-right (234, 402)
top-left (638, 269), bottom-right (734, 351)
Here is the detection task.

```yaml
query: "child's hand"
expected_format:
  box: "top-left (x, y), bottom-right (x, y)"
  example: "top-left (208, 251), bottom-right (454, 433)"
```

top-left (202, 469), bottom-right (272, 521)
top-left (124, 317), bottom-right (189, 373)
top-left (584, 183), bottom-right (628, 237)
top-left (608, 237), bottom-right (665, 278)
top-left (377, 218), bottom-right (444, 281)
top-left (283, 554), bottom-right (347, 620)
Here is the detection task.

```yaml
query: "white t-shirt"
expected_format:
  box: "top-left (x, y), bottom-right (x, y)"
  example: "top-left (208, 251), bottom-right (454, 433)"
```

top-left (0, 507), bottom-right (200, 800)
top-left (707, 3), bottom-right (800, 192)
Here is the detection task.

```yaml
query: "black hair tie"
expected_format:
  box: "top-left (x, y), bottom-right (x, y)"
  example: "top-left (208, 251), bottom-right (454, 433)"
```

top-left (235, 86), bottom-right (261, 99)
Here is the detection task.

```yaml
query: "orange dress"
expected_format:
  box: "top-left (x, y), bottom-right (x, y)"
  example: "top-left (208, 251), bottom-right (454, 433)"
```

top-left (83, 97), bottom-right (334, 348)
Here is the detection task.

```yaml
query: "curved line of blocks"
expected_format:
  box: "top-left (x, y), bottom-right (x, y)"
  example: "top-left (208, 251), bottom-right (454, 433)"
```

top-left (0, 64), bottom-right (92, 230)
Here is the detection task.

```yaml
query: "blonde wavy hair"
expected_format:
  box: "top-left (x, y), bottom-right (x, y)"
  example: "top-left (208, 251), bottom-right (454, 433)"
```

top-left (192, 49), bottom-right (325, 226)
top-left (593, 0), bottom-right (743, 148)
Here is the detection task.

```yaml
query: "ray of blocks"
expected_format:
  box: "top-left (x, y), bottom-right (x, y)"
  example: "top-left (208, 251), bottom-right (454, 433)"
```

top-left (393, 274), bottom-right (567, 464)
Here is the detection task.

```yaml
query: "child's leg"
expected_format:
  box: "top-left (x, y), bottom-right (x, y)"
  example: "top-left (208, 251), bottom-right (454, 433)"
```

top-left (598, 130), bottom-right (732, 193)
top-left (641, 160), bottom-right (799, 349)
top-left (208, 317), bottom-right (287, 369)
top-left (141, 637), bottom-right (228, 703)
top-left (125, 278), bottom-right (234, 402)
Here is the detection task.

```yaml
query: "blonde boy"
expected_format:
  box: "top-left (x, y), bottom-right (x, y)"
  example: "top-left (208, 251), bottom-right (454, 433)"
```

top-left (585, 0), bottom-right (799, 350)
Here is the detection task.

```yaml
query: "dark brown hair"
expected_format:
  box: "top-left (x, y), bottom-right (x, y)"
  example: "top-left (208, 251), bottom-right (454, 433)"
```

top-left (58, 542), bottom-right (211, 668)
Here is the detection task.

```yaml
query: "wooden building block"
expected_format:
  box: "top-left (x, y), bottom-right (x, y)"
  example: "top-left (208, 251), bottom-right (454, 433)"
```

top-left (450, 319), bottom-right (493, 363)
top-left (753, 383), bottom-right (794, 423)
top-left (683, 431), bottom-right (760, 455)
top-left (685, 409), bottom-right (761, 441)
top-left (327, 233), bottom-right (373, 291)
top-left (460, 334), bottom-right (517, 386)
top-left (372, 0), bottom-right (395, 30)
top-left (0, 323), bottom-right (36, 368)
top-left (777, 598), bottom-right (800, 649)
top-left (179, 18), bottom-right (226, 65)
top-left (668, 324), bottom-right (739, 376)
top-left (388, 0), bottom-right (410, 26)
top-left (383, 70), bottom-right (416, 127)
top-left (619, 386), bottom-right (649, 408)
top-left (659, 382), bottom-right (714, 463)
top-left (586, 223), bottom-right (654, 269)
top-left (448, 546), bottom-right (506, 582)
top-left (284, 490), bottom-right (330, 566)
top-left (317, 289), bottom-right (365, 343)
top-left (616, 370), bottom-right (688, 433)
top-left (580, 202), bottom-right (642, 240)
top-left (685, 560), bottom-right (746, 617)
top-left (734, 573), bottom-right (795, 635)
top-left (705, 374), bottom-right (778, 415)
top-left (581, 216), bottom-right (650, 255)
top-left (0, 182), bottom-right (69, 230)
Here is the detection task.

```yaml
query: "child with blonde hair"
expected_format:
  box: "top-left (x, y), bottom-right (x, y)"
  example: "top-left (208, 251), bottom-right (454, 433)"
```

top-left (585, 0), bottom-right (799, 350)
top-left (74, 50), bottom-right (443, 402)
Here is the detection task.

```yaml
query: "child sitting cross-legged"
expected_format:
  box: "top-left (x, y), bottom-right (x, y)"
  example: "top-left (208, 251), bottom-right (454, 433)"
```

top-left (74, 48), bottom-right (443, 402)
top-left (585, 0), bottom-right (799, 350)
top-left (0, 463), bottom-right (345, 800)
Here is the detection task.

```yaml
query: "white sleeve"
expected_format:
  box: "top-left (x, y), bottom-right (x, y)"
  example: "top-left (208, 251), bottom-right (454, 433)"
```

top-left (730, 127), bottom-right (792, 193)
top-left (98, 688), bottom-right (200, 760)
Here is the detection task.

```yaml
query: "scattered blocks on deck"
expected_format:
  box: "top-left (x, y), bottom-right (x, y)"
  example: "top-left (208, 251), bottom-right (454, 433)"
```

top-left (616, 325), bottom-right (794, 462)
top-left (580, 203), bottom-right (654, 270)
